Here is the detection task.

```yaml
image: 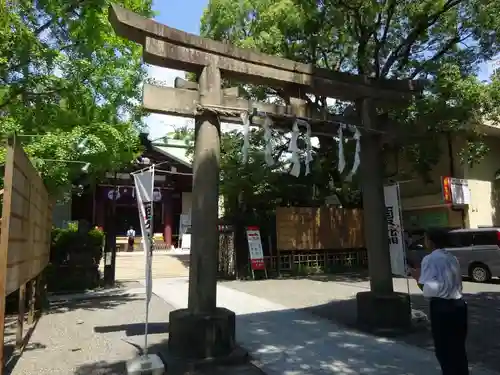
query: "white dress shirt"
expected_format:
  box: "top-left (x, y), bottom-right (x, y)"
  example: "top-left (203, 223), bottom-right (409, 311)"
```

top-left (418, 249), bottom-right (463, 299)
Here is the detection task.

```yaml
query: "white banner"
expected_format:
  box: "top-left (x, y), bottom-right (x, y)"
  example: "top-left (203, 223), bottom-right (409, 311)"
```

top-left (133, 168), bottom-right (154, 304)
top-left (384, 184), bottom-right (407, 276)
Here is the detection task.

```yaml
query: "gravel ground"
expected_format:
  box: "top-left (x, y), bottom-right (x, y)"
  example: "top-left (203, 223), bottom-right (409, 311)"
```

top-left (8, 282), bottom-right (172, 375)
top-left (223, 276), bottom-right (500, 373)
top-left (7, 281), bottom-right (265, 375)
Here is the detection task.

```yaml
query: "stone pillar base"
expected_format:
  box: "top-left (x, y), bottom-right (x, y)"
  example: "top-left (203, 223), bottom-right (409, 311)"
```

top-left (356, 291), bottom-right (411, 332)
top-left (168, 307), bottom-right (236, 360)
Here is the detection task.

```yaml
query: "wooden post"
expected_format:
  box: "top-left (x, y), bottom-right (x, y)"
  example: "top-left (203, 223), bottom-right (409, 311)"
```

top-left (187, 64), bottom-right (222, 313)
top-left (35, 273), bottom-right (47, 312)
top-left (16, 283), bottom-right (26, 349)
top-left (28, 278), bottom-right (37, 324)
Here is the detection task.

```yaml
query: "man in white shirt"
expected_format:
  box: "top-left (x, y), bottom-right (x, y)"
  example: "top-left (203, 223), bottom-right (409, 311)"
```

top-left (126, 226), bottom-right (136, 252)
top-left (410, 229), bottom-right (469, 375)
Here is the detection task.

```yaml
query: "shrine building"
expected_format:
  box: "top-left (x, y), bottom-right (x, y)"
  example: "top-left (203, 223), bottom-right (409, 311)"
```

top-left (64, 135), bottom-right (193, 248)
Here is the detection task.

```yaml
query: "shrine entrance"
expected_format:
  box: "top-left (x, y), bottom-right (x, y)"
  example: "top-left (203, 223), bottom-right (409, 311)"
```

top-left (109, 3), bottom-right (424, 361)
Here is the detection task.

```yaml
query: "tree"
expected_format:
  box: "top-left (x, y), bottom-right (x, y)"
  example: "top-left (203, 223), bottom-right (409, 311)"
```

top-left (0, 0), bottom-right (154, 196)
top-left (199, 0), bottom-right (500, 184)
top-left (168, 122), bottom-right (357, 226)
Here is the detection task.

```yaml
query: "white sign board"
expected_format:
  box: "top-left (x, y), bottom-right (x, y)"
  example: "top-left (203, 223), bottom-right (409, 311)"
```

top-left (246, 227), bottom-right (265, 270)
top-left (181, 233), bottom-right (191, 250)
top-left (449, 178), bottom-right (470, 205)
top-left (384, 184), bottom-right (406, 276)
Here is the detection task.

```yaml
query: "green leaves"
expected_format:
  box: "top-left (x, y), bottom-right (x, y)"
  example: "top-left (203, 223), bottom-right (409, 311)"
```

top-left (0, 0), bottom-right (152, 196)
top-left (201, 0), bottom-right (500, 179)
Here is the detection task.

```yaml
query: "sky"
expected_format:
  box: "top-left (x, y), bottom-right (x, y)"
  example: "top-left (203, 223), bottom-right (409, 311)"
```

top-left (145, 0), bottom-right (499, 141)
top-left (145, 0), bottom-right (207, 140)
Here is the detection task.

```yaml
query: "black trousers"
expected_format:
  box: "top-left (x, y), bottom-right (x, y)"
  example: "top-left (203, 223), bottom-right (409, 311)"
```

top-left (430, 297), bottom-right (469, 375)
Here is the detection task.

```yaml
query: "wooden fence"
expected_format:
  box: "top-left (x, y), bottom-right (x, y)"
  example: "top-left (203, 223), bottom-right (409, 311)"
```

top-left (273, 207), bottom-right (367, 273)
top-left (276, 206), bottom-right (365, 251)
top-left (0, 136), bottom-right (52, 373)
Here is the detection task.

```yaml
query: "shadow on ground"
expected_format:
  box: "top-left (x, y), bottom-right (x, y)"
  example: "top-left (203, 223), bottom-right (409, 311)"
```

top-left (167, 253), bottom-right (191, 270)
top-left (4, 313), bottom-right (45, 375)
top-left (74, 306), bottom-right (442, 375)
top-left (12, 277), bottom-right (500, 375)
top-left (296, 270), bottom-right (370, 283)
top-left (302, 289), bottom-right (500, 371)
top-left (48, 294), bottom-right (144, 314)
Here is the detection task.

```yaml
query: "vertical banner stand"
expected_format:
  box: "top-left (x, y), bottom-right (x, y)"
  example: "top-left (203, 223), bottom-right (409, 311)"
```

top-left (246, 226), bottom-right (268, 280)
top-left (397, 185), bottom-right (413, 314)
top-left (127, 165), bottom-right (164, 375)
top-left (384, 183), bottom-right (413, 313)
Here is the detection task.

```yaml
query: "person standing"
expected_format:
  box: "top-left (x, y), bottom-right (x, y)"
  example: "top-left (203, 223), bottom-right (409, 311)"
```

top-left (126, 226), bottom-right (136, 252)
top-left (409, 229), bottom-right (469, 375)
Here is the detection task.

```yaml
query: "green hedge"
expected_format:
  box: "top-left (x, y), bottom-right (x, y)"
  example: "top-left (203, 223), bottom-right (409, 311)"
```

top-left (50, 223), bottom-right (104, 266)
top-left (48, 223), bottom-right (104, 293)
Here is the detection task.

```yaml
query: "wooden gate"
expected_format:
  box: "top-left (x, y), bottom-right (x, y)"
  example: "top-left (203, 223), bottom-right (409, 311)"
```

top-left (0, 136), bottom-right (52, 372)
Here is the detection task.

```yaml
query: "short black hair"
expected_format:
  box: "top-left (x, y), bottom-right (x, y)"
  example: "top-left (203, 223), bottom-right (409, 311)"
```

top-left (426, 228), bottom-right (449, 249)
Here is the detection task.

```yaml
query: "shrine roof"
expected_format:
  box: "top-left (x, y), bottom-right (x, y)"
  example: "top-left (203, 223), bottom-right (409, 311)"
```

top-left (152, 139), bottom-right (192, 168)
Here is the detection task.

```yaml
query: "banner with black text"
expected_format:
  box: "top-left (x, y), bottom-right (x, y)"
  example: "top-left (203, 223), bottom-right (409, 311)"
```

top-left (133, 168), bottom-right (154, 305)
top-left (384, 184), bottom-right (407, 276)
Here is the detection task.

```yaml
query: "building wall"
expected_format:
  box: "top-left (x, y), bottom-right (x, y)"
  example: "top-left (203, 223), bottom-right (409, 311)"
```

top-left (386, 135), bottom-right (465, 200)
top-left (181, 192), bottom-right (192, 216)
top-left (463, 136), bottom-right (500, 228)
top-left (387, 132), bottom-right (500, 229)
top-left (181, 191), bottom-right (225, 219)
top-left (52, 199), bottom-right (72, 228)
top-left (385, 134), bottom-right (465, 229)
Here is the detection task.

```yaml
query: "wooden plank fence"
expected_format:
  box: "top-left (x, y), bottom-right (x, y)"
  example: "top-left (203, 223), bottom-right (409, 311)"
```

top-left (276, 206), bottom-right (365, 251)
top-left (0, 136), bottom-right (52, 373)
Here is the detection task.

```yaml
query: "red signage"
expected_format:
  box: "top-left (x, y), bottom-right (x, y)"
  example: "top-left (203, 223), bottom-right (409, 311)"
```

top-left (251, 259), bottom-right (266, 270)
top-left (442, 177), bottom-right (452, 203)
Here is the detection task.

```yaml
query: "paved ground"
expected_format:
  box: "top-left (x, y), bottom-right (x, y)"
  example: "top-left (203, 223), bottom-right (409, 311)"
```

top-left (149, 277), bottom-right (498, 375)
top-left (108, 251), bottom-right (190, 281)
top-left (223, 274), bottom-right (500, 372)
top-left (7, 281), bottom-right (264, 375)
top-left (7, 282), bottom-right (170, 375)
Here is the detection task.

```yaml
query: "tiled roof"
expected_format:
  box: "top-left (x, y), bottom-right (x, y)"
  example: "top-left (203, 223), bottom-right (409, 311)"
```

top-left (152, 139), bottom-right (192, 168)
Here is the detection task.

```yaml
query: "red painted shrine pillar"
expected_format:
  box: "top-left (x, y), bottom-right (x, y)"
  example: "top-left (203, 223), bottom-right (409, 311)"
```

top-left (163, 190), bottom-right (173, 248)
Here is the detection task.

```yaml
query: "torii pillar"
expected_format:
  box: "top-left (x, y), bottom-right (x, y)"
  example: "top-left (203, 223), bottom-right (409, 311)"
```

top-left (355, 98), bottom-right (412, 331)
top-left (167, 64), bottom-right (236, 359)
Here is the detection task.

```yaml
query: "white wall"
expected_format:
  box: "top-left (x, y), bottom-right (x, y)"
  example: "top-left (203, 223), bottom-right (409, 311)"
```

top-left (464, 136), bottom-right (500, 227)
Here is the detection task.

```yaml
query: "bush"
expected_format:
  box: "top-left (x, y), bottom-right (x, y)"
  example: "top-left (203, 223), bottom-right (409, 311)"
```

top-left (50, 225), bottom-right (104, 266)
top-left (48, 224), bottom-right (104, 293)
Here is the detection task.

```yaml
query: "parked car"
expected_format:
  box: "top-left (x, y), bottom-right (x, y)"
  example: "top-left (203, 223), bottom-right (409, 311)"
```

top-left (406, 227), bottom-right (500, 283)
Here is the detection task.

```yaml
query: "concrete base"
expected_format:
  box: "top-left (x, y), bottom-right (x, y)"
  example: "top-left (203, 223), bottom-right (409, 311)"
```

top-left (126, 354), bottom-right (165, 375)
top-left (168, 307), bottom-right (236, 360)
top-left (356, 291), bottom-right (411, 332)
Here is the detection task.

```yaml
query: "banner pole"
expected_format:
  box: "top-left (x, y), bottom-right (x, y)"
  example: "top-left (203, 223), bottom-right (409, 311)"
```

top-left (395, 183), bottom-right (413, 312)
top-left (145, 165), bottom-right (154, 357)
top-left (127, 167), bottom-right (164, 374)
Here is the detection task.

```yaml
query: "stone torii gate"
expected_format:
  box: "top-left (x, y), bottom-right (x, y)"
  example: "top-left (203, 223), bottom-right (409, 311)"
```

top-left (109, 4), bottom-right (424, 359)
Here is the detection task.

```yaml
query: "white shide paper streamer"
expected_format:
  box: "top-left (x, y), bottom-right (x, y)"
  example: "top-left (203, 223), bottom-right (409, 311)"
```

top-left (288, 119), bottom-right (313, 177)
top-left (263, 116), bottom-right (275, 166)
top-left (288, 120), bottom-right (301, 177)
top-left (345, 125), bottom-right (361, 181)
top-left (337, 124), bottom-right (346, 174)
top-left (240, 111), bottom-right (251, 164)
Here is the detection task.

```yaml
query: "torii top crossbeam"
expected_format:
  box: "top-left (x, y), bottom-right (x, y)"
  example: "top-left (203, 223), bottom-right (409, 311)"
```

top-left (109, 4), bottom-right (424, 103)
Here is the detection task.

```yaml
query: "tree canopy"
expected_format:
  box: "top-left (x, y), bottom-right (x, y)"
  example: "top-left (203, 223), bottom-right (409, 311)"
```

top-left (0, 0), bottom-right (153, 196)
top-left (200, 0), bottom-right (500, 184)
